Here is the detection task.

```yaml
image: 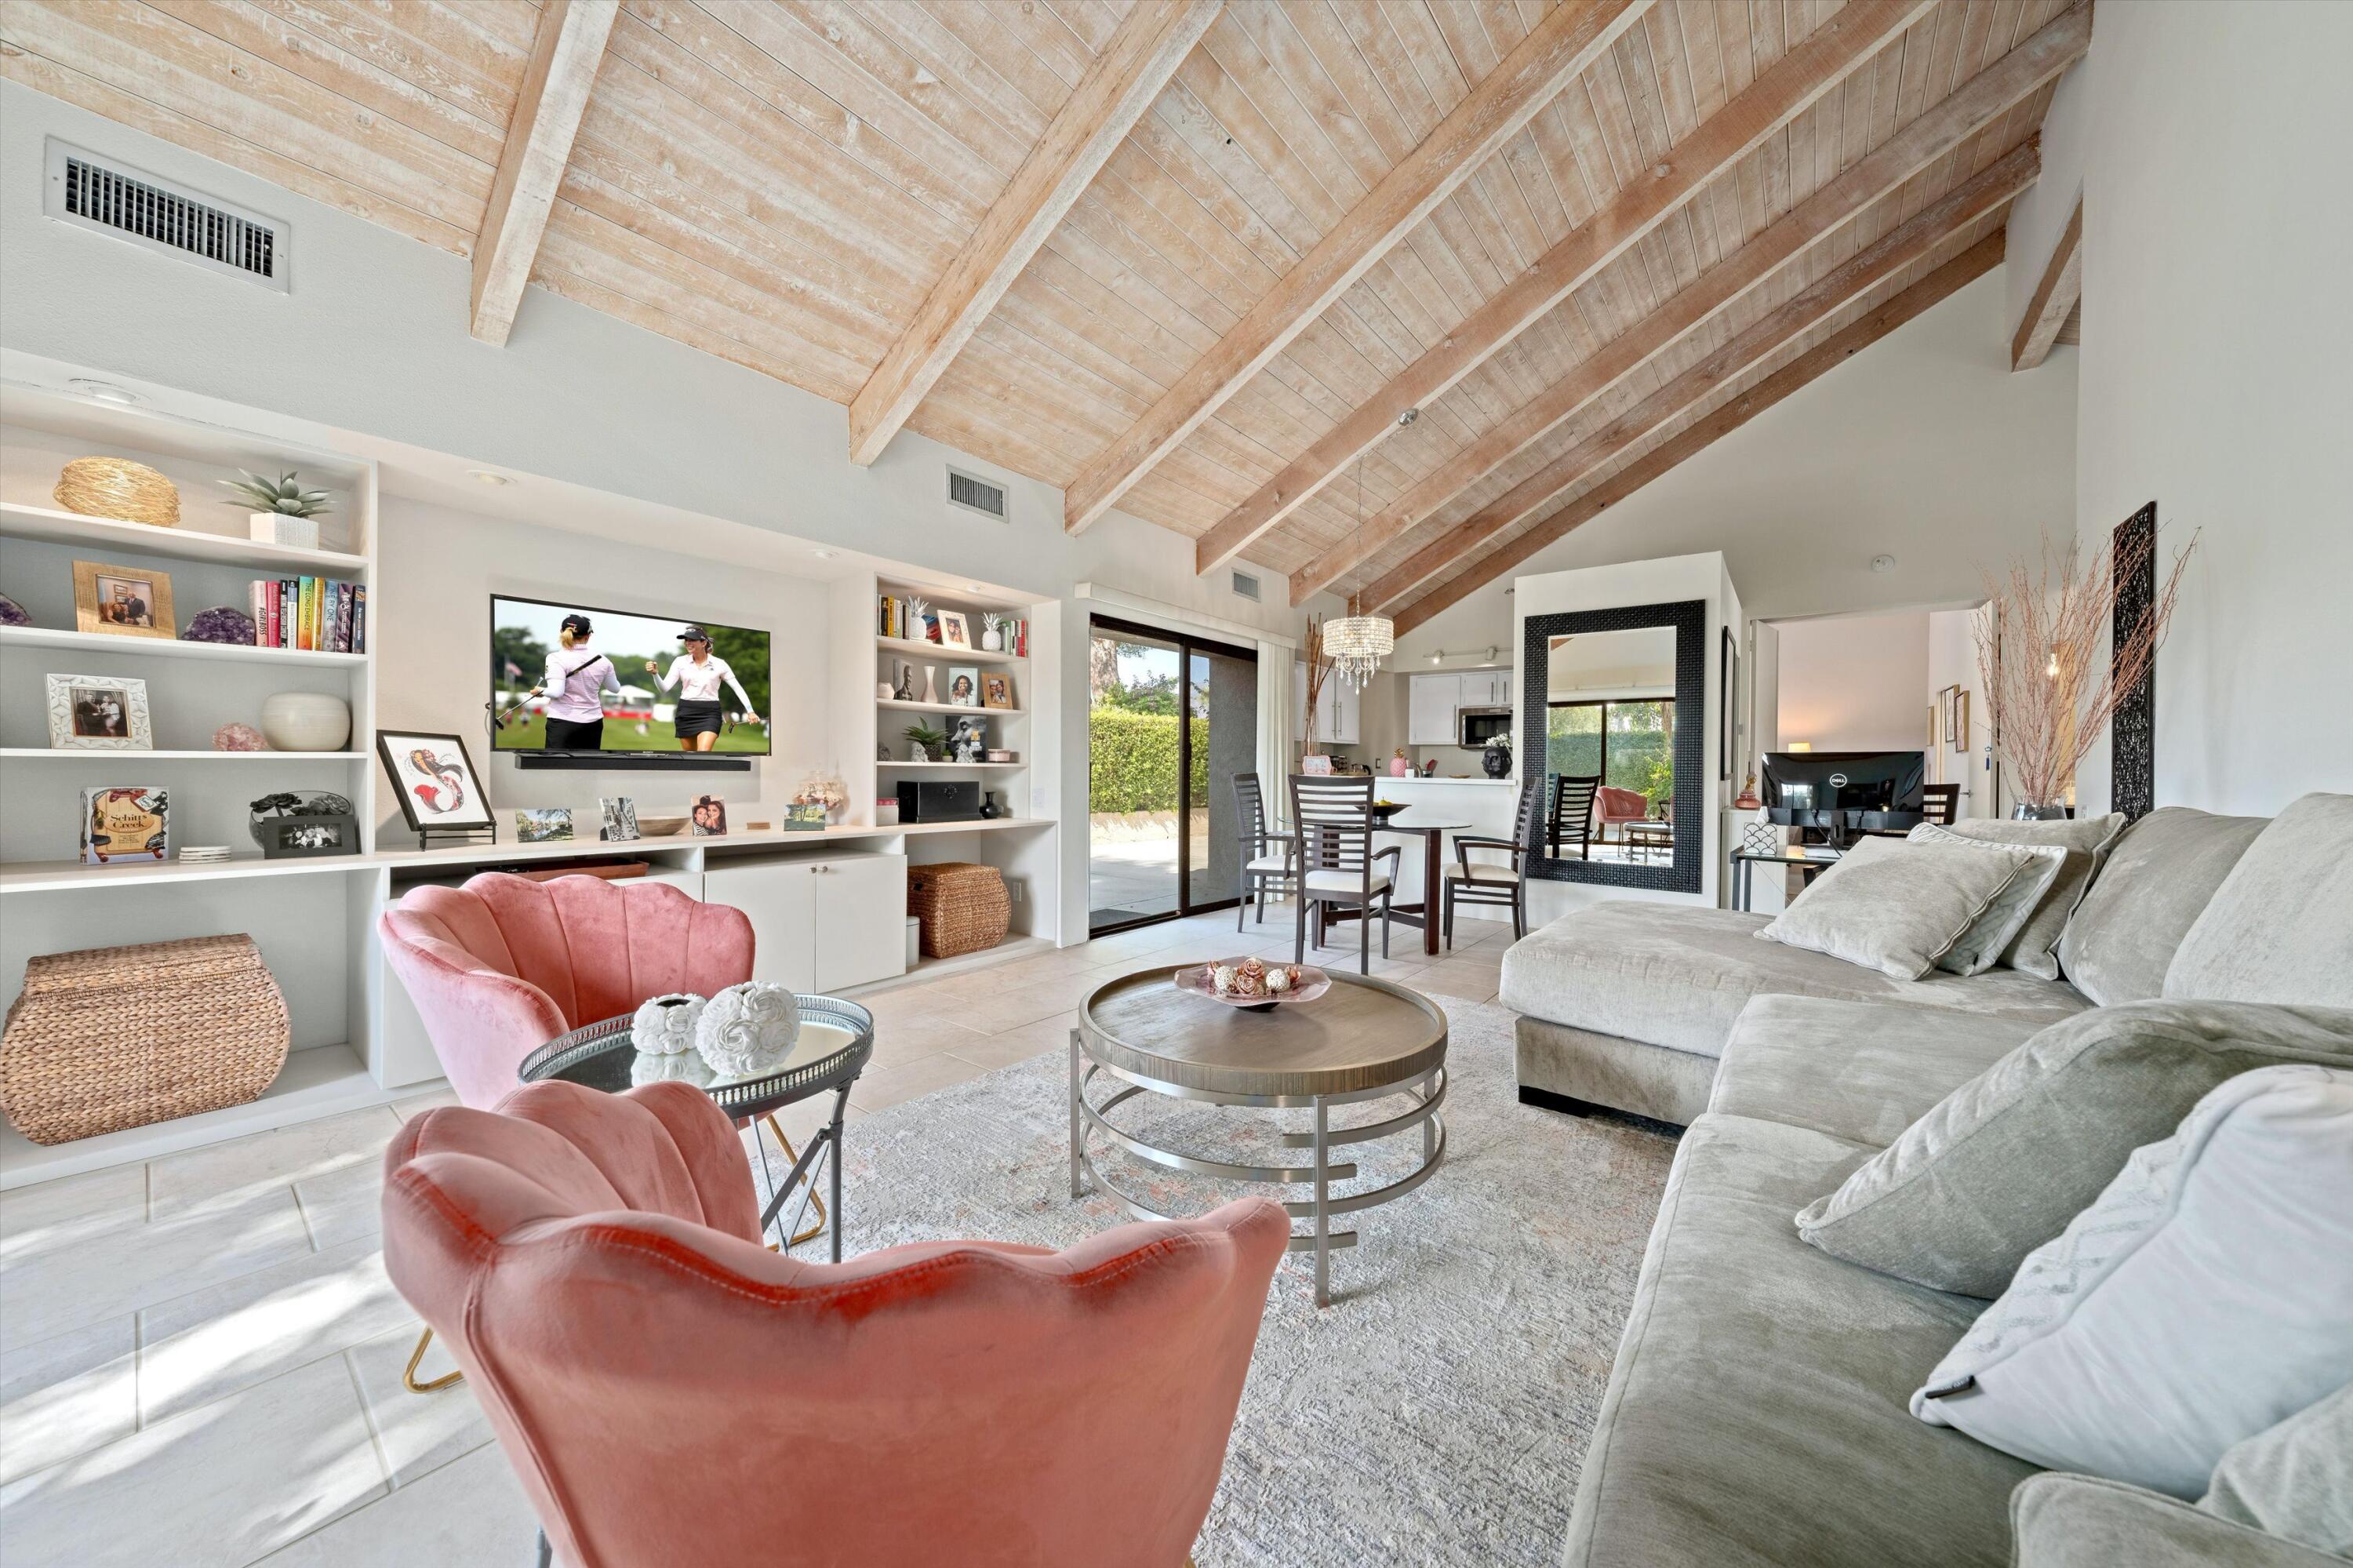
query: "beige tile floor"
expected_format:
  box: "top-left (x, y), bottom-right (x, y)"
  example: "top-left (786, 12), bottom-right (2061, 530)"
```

top-left (0, 907), bottom-right (1515, 1566)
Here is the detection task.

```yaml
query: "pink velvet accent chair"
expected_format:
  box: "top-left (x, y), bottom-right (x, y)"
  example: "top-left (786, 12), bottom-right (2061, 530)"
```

top-left (377, 872), bottom-right (755, 1111)
top-left (381, 1080), bottom-right (1289, 1568)
top-left (1595, 785), bottom-right (1652, 842)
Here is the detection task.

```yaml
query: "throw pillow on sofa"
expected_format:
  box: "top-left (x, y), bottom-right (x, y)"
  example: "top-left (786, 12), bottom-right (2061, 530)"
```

top-left (2057, 806), bottom-right (2268, 1006)
top-left (1916, 813), bottom-right (2124, 979)
top-left (2166, 791), bottom-right (2353, 1009)
top-left (2201, 1381), bottom-right (2353, 1555)
top-left (1794, 1000), bottom-right (2353, 1297)
top-left (1754, 835), bottom-right (2044, 980)
top-left (1911, 1064), bottom-right (2353, 1499)
top-left (1907, 824), bottom-right (2068, 976)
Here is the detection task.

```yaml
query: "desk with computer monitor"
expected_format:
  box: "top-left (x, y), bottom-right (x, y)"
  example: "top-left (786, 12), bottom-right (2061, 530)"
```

top-left (1759, 750), bottom-right (1928, 848)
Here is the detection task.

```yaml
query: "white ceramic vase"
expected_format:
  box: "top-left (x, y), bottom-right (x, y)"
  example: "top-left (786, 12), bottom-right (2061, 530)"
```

top-left (258, 690), bottom-right (351, 751)
top-left (631, 993), bottom-right (706, 1056)
top-left (695, 983), bottom-right (802, 1075)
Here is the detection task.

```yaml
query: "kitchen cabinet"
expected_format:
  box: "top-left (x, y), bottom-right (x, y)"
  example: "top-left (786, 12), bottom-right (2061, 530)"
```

top-left (1460, 668), bottom-right (1512, 708)
top-left (1294, 663), bottom-right (1362, 746)
top-left (704, 853), bottom-right (907, 992)
top-left (1408, 674), bottom-right (1462, 744)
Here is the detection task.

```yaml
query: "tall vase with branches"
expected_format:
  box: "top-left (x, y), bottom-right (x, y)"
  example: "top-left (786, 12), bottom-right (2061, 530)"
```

top-left (1301, 616), bottom-right (1333, 761)
top-left (1976, 529), bottom-right (2195, 817)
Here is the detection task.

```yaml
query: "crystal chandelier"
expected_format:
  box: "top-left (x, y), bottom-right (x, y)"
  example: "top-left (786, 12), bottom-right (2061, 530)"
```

top-left (1323, 457), bottom-right (1395, 689)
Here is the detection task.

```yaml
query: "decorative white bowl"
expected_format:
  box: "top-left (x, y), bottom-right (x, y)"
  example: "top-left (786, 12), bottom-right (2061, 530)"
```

top-left (631, 993), bottom-right (706, 1056)
top-left (258, 690), bottom-right (351, 751)
top-left (695, 983), bottom-right (802, 1075)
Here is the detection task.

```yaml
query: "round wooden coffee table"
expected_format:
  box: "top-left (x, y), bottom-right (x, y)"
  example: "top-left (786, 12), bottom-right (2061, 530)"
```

top-left (1071, 966), bottom-right (1448, 1307)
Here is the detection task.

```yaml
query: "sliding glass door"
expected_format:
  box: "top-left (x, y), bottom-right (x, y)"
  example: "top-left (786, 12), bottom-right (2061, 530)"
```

top-left (1546, 697), bottom-right (1677, 810)
top-left (1088, 617), bottom-right (1260, 935)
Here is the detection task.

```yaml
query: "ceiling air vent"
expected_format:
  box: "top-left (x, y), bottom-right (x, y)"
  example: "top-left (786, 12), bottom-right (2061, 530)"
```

top-left (43, 141), bottom-right (288, 292)
top-left (1230, 570), bottom-right (1261, 601)
top-left (945, 467), bottom-right (1008, 522)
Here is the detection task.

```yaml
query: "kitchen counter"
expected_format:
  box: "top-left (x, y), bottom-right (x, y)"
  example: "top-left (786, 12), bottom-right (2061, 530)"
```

top-left (1376, 775), bottom-right (1516, 786)
top-left (1359, 775), bottom-right (1523, 930)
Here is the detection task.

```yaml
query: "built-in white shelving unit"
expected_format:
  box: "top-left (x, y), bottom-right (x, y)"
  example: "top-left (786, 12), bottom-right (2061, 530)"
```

top-left (1, 380), bottom-right (382, 1186)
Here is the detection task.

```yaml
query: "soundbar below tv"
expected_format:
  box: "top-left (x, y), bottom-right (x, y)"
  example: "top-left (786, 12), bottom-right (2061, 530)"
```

top-left (491, 595), bottom-right (769, 769)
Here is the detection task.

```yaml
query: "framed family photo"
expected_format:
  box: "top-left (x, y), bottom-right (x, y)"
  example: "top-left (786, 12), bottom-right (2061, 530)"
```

top-left (690, 795), bottom-right (728, 836)
top-left (377, 731), bottom-right (493, 832)
top-left (980, 671), bottom-right (1015, 710)
top-left (73, 560), bottom-right (176, 638)
top-left (936, 609), bottom-right (971, 649)
top-left (945, 664), bottom-right (980, 707)
top-left (46, 672), bottom-right (152, 749)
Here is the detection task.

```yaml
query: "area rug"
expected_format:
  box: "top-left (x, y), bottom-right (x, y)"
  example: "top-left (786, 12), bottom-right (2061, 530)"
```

top-left (793, 998), bottom-right (1679, 1567)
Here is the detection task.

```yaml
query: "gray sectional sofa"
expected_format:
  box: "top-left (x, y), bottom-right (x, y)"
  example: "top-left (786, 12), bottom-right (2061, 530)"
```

top-left (1492, 797), bottom-right (2353, 1567)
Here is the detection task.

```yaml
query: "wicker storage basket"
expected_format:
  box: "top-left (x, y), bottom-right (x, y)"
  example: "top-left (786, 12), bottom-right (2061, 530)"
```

top-left (907, 862), bottom-right (1009, 959)
top-left (54, 457), bottom-right (181, 527)
top-left (1, 935), bottom-right (288, 1145)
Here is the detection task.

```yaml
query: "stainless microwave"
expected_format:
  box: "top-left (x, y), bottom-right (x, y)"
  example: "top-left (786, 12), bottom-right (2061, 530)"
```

top-left (1458, 708), bottom-right (1513, 748)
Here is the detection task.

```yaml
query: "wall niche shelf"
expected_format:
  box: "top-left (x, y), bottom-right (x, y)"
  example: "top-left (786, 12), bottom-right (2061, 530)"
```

top-left (875, 634), bottom-right (1024, 665)
top-left (0, 499), bottom-right (369, 574)
top-left (876, 697), bottom-right (1026, 715)
top-left (0, 624), bottom-right (367, 668)
top-left (0, 748), bottom-right (366, 761)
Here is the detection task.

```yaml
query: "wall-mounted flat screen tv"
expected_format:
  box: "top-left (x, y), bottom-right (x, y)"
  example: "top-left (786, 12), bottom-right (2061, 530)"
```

top-left (491, 595), bottom-right (770, 757)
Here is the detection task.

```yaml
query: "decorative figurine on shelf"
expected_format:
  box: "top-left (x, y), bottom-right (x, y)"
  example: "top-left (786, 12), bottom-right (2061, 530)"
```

top-left (696, 982), bottom-right (802, 1075)
top-left (904, 722), bottom-right (946, 762)
top-left (980, 614), bottom-right (1006, 653)
top-left (893, 661), bottom-right (917, 702)
top-left (631, 994), bottom-right (706, 1057)
top-left (1389, 748), bottom-right (1412, 777)
top-left (1733, 772), bottom-right (1762, 811)
top-left (904, 595), bottom-right (933, 643)
top-left (213, 722), bottom-right (265, 752)
top-left (1482, 732), bottom-right (1513, 779)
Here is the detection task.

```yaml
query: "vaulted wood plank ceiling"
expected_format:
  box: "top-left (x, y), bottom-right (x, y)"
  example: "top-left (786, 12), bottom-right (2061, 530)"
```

top-left (1, 0), bottom-right (2085, 623)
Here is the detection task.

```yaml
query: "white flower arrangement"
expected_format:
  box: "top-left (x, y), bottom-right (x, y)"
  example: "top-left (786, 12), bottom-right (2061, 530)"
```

top-left (631, 993), bottom-right (706, 1056)
top-left (695, 982), bottom-right (802, 1075)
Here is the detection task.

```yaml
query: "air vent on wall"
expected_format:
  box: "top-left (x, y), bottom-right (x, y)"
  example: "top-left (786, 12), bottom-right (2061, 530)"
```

top-left (43, 140), bottom-right (288, 292)
top-left (1230, 570), bottom-right (1261, 601)
top-left (946, 467), bottom-right (1008, 521)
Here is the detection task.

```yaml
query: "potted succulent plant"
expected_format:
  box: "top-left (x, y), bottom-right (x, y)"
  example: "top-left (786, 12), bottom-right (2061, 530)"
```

top-left (224, 470), bottom-right (333, 550)
top-left (904, 722), bottom-right (947, 762)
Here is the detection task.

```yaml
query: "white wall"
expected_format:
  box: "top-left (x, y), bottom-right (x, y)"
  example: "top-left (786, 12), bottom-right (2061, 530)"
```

top-left (1389, 269), bottom-right (2076, 658)
top-left (2040, 3), bottom-right (2353, 814)
top-left (1926, 606), bottom-right (1997, 819)
top-left (1515, 552), bottom-right (1740, 923)
top-left (1772, 611), bottom-right (1930, 753)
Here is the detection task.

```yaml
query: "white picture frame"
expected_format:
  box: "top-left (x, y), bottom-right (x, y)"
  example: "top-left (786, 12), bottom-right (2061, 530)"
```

top-left (936, 609), bottom-right (971, 649)
top-left (46, 672), bottom-right (152, 750)
top-left (600, 796), bottom-right (640, 842)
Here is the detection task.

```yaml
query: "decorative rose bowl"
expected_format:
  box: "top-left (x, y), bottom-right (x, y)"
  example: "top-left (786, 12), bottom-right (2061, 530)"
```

top-left (695, 982), bottom-right (802, 1075)
top-left (631, 1050), bottom-right (716, 1089)
top-left (1174, 958), bottom-right (1332, 1013)
top-left (630, 993), bottom-right (706, 1056)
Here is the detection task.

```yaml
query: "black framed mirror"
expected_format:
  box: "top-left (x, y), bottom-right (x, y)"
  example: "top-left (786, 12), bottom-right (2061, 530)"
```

top-left (1519, 598), bottom-right (1706, 892)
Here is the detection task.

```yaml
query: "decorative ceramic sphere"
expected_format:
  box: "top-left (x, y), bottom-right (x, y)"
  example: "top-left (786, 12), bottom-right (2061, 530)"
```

top-left (258, 690), bottom-right (352, 751)
top-left (630, 993), bottom-right (706, 1056)
top-left (184, 605), bottom-right (257, 645)
top-left (1265, 966), bottom-right (1292, 994)
top-left (695, 983), bottom-right (802, 1075)
top-left (631, 1050), bottom-right (715, 1089)
top-left (1212, 964), bottom-right (1238, 994)
top-left (213, 722), bottom-right (266, 752)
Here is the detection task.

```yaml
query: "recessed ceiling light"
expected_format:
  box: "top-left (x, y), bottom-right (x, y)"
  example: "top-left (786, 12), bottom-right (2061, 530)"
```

top-left (966, 583), bottom-right (985, 591)
top-left (811, 548), bottom-right (837, 559)
top-left (1871, 553), bottom-right (1897, 573)
top-left (467, 470), bottom-right (514, 487)
top-left (67, 379), bottom-right (138, 405)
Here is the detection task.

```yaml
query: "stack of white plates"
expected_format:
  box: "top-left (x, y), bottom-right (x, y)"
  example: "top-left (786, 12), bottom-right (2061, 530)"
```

top-left (178, 846), bottom-right (233, 865)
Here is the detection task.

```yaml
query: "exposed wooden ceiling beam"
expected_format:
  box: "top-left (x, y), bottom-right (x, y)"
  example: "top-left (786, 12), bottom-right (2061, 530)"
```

top-left (1289, 3), bottom-right (2093, 607)
top-left (1187, 0), bottom-right (1942, 579)
top-left (1359, 146), bottom-right (2036, 612)
top-left (1059, 0), bottom-right (1657, 536)
top-left (2011, 196), bottom-right (2083, 369)
top-left (846, 0), bottom-right (1224, 467)
top-left (1391, 234), bottom-right (2006, 638)
top-left (470, 0), bottom-right (619, 346)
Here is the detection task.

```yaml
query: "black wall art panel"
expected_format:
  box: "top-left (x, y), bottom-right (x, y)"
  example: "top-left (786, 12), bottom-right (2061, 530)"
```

top-left (2111, 502), bottom-right (2158, 821)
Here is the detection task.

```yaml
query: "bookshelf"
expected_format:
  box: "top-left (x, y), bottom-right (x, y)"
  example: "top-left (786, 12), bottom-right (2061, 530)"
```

top-left (0, 381), bottom-right (384, 1183)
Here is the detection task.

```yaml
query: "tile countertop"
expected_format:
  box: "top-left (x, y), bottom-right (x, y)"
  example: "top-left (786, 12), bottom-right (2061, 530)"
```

top-left (1373, 774), bottom-right (1517, 786)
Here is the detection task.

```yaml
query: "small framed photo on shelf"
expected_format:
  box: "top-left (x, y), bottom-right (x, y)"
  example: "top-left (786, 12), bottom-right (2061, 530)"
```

top-left (259, 813), bottom-right (358, 857)
top-left (936, 609), bottom-right (971, 649)
top-left (377, 731), bottom-right (493, 833)
top-left (79, 786), bottom-right (168, 865)
top-left (600, 796), bottom-right (640, 842)
top-left (945, 664), bottom-right (980, 707)
top-left (690, 795), bottom-right (728, 836)
top-left (980, 671), bottom-right (1015, 710)
top-left (72, 560), bottom-right (176, 638)
top-left (515, 808), bottom-right (574, 843)
top-left (45, 672), bottom-right (152, 749)
top-left (782, 802), bottom-right (827, 831)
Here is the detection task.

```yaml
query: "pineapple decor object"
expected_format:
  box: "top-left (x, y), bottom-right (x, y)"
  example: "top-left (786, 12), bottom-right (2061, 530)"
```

top-left (224, 471), bottom-right (333, 550)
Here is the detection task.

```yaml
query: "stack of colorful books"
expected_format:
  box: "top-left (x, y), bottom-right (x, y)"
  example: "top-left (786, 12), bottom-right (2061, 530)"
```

top-left (248, 577), bottom-right (365, 652)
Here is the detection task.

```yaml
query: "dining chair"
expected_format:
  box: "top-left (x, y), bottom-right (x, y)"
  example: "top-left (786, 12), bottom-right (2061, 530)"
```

top-left (380, 1079), bottom-right (1289, 1568)
top-left (378, 871), bottom-right (756, 1392)
top-left (1594, 784), bottom-right (1649, 843)
top-left (1289, 773), bottom-right (1398, 974)
top-left (1548, 773), bottom-right (1602, 860)
top-left (1443, 773), bottom-right (1545, 946)
top-left (1232, 772), bottom-right (1297, 930)
top-left (1922, 783), bottom-right (1961, 825)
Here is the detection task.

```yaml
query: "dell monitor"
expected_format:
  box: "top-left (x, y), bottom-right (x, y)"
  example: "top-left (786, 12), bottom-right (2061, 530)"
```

top-left (1762, 750), bottom-right (1926, 841)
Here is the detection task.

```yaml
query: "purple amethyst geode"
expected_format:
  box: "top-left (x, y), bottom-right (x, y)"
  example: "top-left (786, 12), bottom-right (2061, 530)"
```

top-left (184, 605), bottom-right (258, 645)
top-left (0, 593), bottom-right (28, 628)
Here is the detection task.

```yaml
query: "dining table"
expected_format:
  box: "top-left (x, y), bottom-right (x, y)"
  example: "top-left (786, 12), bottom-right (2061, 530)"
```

top-left (1315, 813), bottom-right (1469, 958)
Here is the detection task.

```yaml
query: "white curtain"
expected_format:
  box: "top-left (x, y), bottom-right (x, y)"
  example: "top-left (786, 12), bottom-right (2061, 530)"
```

top-left (1257, 639), bottom-right (1293, 829)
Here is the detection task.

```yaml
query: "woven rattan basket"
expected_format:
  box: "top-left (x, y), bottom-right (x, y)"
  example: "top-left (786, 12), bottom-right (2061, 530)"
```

top-left (1, 934), bottom-right (288, 1145)
top-left (54, 457), bottom-right (181, 527)
top-left (907, 861), bottom-right (1009, 959)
